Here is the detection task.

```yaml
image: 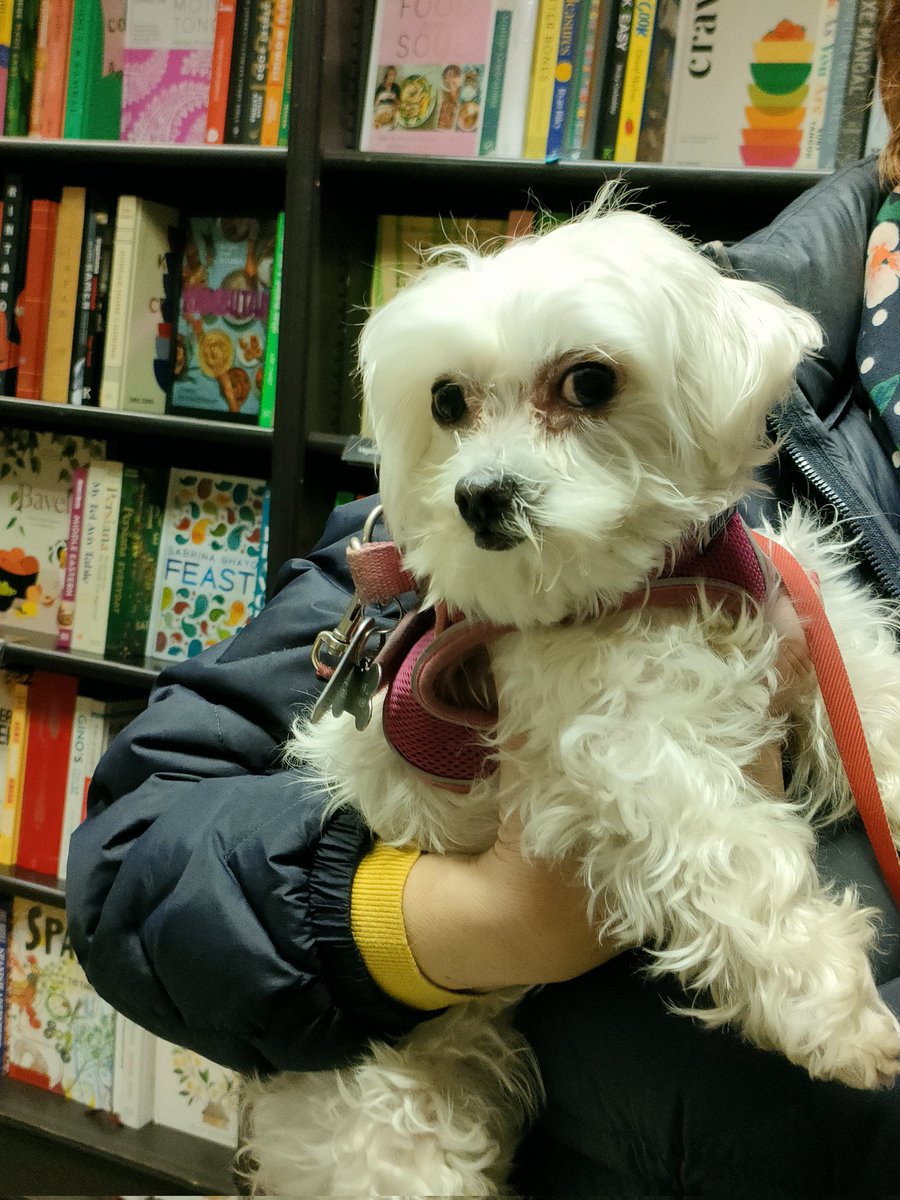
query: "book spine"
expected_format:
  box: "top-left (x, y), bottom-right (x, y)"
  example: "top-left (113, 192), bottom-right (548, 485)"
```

top-left (103, 463), bottom-right (139, 659)
top-left (56, 465), bottom-right (87, 650)
top-left (0, 895), bottom-right (8, 1066)
top-left (478, 7), bottom-right (513, 157)
top-left (205, 0), bottom-right (237, 143)
top-left (523, 0), bottom-right (565, 158)
top-left (14, 197), bottom-right (60, 401)
top-left (596, 0), bottom-right (631, 159)
top-left (817, 0), bottom-right (857, 169)
top-left (0, 174), bottom-right (28, 395)
top-left (239, 0), bottom-right (272, 144)
top-left (42, 186), bottom-right (87, 403)
top-left (98, 195), bottom-right (137, 410)
top-left (113, 1015), bottom-right (156, 1129)
top-left (563, 0), bottom-right (601, 157)
top-left (0, 0), bottom-right (15, 132)
top-left (545, 0), bottom-right (581, 159)
top-left (104, 466), bottom-right (165, 663)
top-left (612, 0), bottom-right (655, 162)
top-left (225, 0), bottom-right (253, 143)
top-left (0, 677), bottom-right (29, 866)
top-left (15, 671), bottom-right (78, 878)
top-left (83, 207), bottom-right (114, 405)
top-left (26, 0), bottom-right (48, 134)
top-left (800, 0), bottom-right (840, 169)
top-left (68, 200), bottom-right (101, 404)
top-left (835, 0), bottom-right (879, 166)
top-left (276, 2), bottom-right (292, 146)
top-left (257, 210), bottom-right (283, 429)
top-left (260, 0), bottom-right (289, 145)
top-left (71, 459), bottom-right (124, 656)
top-left (56, 693), bottom-right (92, 881)
top-left (580, 0), bottom-right (618, 158)
top-left (38, 0), bottom-right (73, 137)
top-left (490, 0), bottom-right (540, 157)
top-left (62, 0), bottom-right (92, 137)
top-left (4, 0), bottom-right (38, 137)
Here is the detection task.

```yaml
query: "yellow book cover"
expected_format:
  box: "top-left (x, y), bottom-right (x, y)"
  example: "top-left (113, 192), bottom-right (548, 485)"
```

top-left (41, 187), bottom-right (88, 404)
top-left (371, 214), bottom-right (508, 309)
top-left (0, 676), bottom-right (30, 866)
top-left (0, 0), bottom-right (14, 60)
top-left (614, 0), bottom-right (657, 162)
top-left (523, 0), bottom-right (565, 159)
top-left (260, 0), bottom-right (292, 146)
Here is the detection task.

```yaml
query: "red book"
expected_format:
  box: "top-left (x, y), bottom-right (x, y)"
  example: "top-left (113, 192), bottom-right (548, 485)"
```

top-left (14, 198), bottom-right (60, 401)
top-left (205, 0), bottom-right (238, 144)
top-left (16, 672), bottom-right (79, 878)
top-left (39, 0), bottom-right (75, 138)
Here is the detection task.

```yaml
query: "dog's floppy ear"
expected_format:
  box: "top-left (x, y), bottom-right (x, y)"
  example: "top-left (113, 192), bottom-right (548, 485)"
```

top-left (681, 268), bottom-right (823, 484)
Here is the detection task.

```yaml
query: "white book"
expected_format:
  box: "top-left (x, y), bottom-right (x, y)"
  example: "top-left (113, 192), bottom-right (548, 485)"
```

top-left (113, 1015), bottom-right (156, 1129)
top-left (153, 1037), bottom-right (239, 1147)
top-left (663, 0), bottom-right (839, 169)
top-left (71, 460), bottom-right (124, 657)
top-left (483, 0), bottom-right (541, 157)
top-left (864, 65), bottom-right (888, 155)
top-left (56, 694), bottom-right (92, 881)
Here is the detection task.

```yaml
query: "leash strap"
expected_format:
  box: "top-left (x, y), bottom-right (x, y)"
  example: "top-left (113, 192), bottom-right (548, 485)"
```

top-left (751, 531), bottom-right (900, 911)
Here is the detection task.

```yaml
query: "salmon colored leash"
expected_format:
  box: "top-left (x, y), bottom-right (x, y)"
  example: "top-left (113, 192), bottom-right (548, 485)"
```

top-left (751, 531), bottom-right (900, 912)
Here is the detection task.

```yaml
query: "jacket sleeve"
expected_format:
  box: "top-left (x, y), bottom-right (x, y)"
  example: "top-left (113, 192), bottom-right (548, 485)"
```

top-left (65, 496), bottom-right (430, 1075)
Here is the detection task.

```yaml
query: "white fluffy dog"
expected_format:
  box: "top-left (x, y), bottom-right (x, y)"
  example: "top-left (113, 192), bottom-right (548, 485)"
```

top-left (242, 195), bottom-right (900, 1195)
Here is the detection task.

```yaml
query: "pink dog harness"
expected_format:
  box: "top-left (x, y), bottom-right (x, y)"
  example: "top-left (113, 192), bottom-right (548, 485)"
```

top-left (346, 511), bottom-right (772, 794)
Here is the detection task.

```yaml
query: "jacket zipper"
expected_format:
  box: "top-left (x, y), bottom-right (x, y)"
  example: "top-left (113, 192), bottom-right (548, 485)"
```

top-left (784, 439), bottom-right (897, 598)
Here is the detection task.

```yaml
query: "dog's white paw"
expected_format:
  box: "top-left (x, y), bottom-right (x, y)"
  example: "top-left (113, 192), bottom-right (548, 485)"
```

top-left (806, 1002), bottom-right (900, 1090)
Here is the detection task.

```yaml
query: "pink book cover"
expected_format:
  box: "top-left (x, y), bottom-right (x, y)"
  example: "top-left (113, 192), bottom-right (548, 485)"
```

top-left (360, 0), bottom-right (496, 157)
top-left (121, 0), bottom-right (217, 143)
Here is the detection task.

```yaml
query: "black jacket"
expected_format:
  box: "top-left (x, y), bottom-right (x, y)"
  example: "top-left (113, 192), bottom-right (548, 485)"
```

top-left (67, 158), bottom-right (900, 1193)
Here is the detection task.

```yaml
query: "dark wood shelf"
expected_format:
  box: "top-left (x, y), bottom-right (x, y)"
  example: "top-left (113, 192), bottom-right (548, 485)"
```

top-left (0, 135), bottom-right (286, 171)
top-left (322, 147), bottom-right (829, 195)
top-left (0, 1076), bottom-right (236, 1195)
top-left (0, 396), bottom-right (274, 450)
top-left (0, 634), bottom-right (160, 689)
top-left (0, 862), bottom-right (64, 905)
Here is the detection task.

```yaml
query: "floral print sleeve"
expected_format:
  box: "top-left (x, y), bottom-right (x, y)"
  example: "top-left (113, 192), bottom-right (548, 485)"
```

top-left (858, 189), bottom-right (900, 471)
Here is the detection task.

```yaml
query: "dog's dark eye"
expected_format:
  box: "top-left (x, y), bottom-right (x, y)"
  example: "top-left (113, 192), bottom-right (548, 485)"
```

top-left (559, 362), bottom-right (617, 409)
top-left (431, 378), bottom-right (467, 426)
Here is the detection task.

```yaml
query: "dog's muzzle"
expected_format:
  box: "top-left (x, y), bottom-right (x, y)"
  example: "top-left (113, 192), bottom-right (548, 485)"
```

top-left (454, 470), bottom-right (530, 551)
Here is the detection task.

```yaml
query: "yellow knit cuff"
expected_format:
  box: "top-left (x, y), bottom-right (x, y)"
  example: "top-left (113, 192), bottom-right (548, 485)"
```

top-left (351, 841), bottom-right (470, 1011)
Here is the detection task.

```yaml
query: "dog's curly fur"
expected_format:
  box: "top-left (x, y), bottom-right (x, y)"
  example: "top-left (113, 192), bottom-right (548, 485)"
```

top-left (241, 195), bottom-right (900, 1195)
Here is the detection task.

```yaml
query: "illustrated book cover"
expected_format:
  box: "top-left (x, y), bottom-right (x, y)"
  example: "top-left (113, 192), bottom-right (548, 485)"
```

top-left (153, 1037), bottom-right (239, 1146)
top-left (167, 214), bottom-right (277, 421)
top-left (121, 0), bottom-right (217, 143)
top-left (5, 896), bottom-right (115, 1108)
top-left (145, 469), bottom-right (269, 661)
top-left (360, 0), bottom-right (497, 156)
top-left (0, 429), bottom-right (104, 639)
top-left (663, 0), bottom-right (838, 169)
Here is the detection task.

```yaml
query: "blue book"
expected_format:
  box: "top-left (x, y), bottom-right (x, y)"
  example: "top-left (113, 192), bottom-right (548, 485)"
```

top-left (546, 0), bottom-right (582, 159)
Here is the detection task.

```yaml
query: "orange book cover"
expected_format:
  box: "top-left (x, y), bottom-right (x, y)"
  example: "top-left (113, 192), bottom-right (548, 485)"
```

top-left (27, 0), bottom-right (50, 135)
top-left (14, 198), bottom-right (60, 401)
top-left (39, 0), bottom-right (74, 137)
top-left (260, 0), bottom-right (291, 146)
top-left (205, 0), bottom-right (238, 144)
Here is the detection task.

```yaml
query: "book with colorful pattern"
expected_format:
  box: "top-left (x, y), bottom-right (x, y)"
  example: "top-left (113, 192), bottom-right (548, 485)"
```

top-left (145, 468), bottom-right (269, 661)
top-left (4, 896), bottom-right (115, 1108)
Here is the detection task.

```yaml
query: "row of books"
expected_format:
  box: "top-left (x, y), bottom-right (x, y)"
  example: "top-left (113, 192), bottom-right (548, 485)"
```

top-left (0, 429), bottom-right (270, 663)
top-left (0, 894), bottom-right (239, 1146)
top-left (0, 177), bottom-right (285, 426)
top-left (360, 0), bottom-right (882, 170)
top-left (0, 670), bottom-right (143, 877)
top-left (0, 0), bottom-right (293, 146)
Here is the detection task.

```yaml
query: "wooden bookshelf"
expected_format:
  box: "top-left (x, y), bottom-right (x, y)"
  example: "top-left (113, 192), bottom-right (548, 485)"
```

top-left (0, 1076), bottom-right (236, 1195)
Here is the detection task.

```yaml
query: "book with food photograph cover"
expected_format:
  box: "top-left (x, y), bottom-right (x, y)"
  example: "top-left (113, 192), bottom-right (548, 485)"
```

top-left (167, 214), bottom-right (278, 422)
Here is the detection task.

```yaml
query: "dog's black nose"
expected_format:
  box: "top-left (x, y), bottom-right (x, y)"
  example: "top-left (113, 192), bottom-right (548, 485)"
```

top-left (454, 471), bottom-right (527, 550)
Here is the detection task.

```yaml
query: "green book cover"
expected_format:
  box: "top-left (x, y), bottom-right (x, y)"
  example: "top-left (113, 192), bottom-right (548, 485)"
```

top-left (64, 0), bottom-right (123, 140)
top-left (4, 0), bottom-right (38, 137)
top-left (257, 211), bottom-right (283, 429)
top-left (104, 464), bottom-right (167, 664)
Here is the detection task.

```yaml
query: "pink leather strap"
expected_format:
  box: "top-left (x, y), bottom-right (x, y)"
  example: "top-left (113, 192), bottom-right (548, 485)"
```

top-left (346, 540), bottom-right (417, 604)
